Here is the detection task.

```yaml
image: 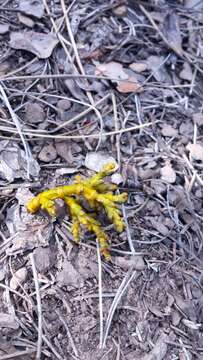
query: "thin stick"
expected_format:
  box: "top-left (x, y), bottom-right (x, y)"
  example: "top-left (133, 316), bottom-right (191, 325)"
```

top-left (102, 269), bottom-right (136, 348)
top-left (139, 4), bottom-right (183, 58)
top-left (96, 239), bottom-right (104, 348)
top-left (0, 121), bottom-right (156, 140)
top-left (7, 88), bottom-right (108, 135)
top-left (0, 83), bottom-right (32, 178)
top-left (60, 0), bottom-right (104, 149)
top-left (29, 253), bottom-right (43, 360)
top-left (112, 92), bottom-right (135, 254)
top-left (55, 309), bottom-right (79, 358)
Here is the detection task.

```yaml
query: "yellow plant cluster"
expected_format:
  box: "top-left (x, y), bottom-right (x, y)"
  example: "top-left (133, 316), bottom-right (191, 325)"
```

top-left (27, 163), bottom-right (127, 259)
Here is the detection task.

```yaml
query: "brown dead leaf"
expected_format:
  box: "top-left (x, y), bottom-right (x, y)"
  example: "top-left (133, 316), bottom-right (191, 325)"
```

top-left (95, 61), bottom-right (143, 93)
top-left (116, 76), bottom-right (143, 93)
top-left (95, 61), bottom-right (128, 81)
top-left (10, 31), bottom-right (58, 59)
top-left (129, 62), bottom-right (148, 73)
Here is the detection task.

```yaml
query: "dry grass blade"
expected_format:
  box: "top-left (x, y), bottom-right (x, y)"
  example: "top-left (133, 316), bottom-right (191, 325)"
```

top-left (29, 253), bottom-right (43, 360)
top-left (96, 239), bottom-right (104, 348)
top-left (0, 121), bottom-right (157, 139)
top-left (111, 92), bottom-right (135, 254)
top-left (55, 309), bottom-right (79, 358)
top-left (102, 269), bottom-right (136, 348)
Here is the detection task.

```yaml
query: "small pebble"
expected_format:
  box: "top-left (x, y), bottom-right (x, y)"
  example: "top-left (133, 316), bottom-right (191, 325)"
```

top-left (85, 152), bottom-right (118, 172)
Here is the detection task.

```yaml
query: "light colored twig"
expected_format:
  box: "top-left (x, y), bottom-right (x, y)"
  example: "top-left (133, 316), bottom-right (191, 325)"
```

top-left (55, 309), bottom-right (79, 358)
top-left (29, 253), bottom-right (43, 360)
top-left (102, 269), bottom-right (136, 348)
top-left (0, 82), bottom-right (32, 178)
top-left (0, 121), bottom-right (157, 140)
top-left (96, 239), bottom-right (104, 348)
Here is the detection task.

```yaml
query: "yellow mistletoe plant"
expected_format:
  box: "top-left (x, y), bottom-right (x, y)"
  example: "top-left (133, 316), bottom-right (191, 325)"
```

top-left (27, 163), bottom-right (127, 259)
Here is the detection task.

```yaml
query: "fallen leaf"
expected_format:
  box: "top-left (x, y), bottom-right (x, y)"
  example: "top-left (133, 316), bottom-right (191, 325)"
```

top-left (6, 202), bottom-right (52, 254)
top-left (179, 62), bottom-right (193, 81)
top-left (95, 61), bottom-right (143, 93)
top-left (185, 0), bottom-right (203, 9)
top-left (111, 173), bottom-right (123, 185)
top-left (129, 62), bottom-right (148, 73)
top-left (34, 246), bottom-right (55, 273)
top-left (186, 143), bottom-right (203, 162)
top-left (85, 152), bottom-right (118, 172)
top-left (25, 102), bottom-right (45, 124)
top-left (10, 31), bottom-right (58, 59)
top-left (192, 113), bottom-right (203, 126)
top-left (17, 13), bottom-right (34, 28)
top-left (116, 76), bottom-right (143, 93)
top-left (150, 218), bottom-right (169, 236)
top-left (0, 140), bottom-right (40, 182)
top-left (15, 187), bottom-right (34, 206)
top-left (141, 332), bottom-right (169, 360)
top-left (0, 24), bottom-right (9, 34)
top-left (161, 124), bottom-right (178, 137)
top-left (0, 62), bottom-right (9, 76)
top-left (147, 55), bottom-right (171, 83)
top-left (161, 162), bottom-right (176, 183)
top-left (19, 0), bottom-right (44, 19)
top-left (95, 61), bottom-right (128, 81)
top-left (38, 144), bottom-right (57, 163)
top-left (182, 318), bottom-right (201, 330)
top-left (10, 267), bottom-right (27, 290)
top-left (162, 12), bottom-right (183, 56)
top-left (0, 314), bottom-right (19, 330)
top-left (64, 78), bottom-right (86, 100)
top-left (57, 260), bottom-right (84, 288)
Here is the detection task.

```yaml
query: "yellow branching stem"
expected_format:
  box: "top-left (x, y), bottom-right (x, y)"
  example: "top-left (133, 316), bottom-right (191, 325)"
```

top-left (27, 163), bottom-right (127, 259)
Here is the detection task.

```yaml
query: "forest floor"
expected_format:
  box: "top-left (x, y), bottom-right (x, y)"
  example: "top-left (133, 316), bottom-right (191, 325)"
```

top-left (0, 0), bottom-right (203, 359)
